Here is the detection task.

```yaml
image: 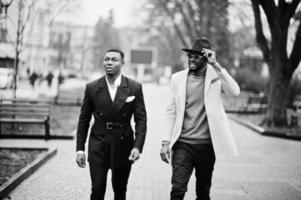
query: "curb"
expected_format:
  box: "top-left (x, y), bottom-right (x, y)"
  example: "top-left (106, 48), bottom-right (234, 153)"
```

top-left (0, 147), bottom-right (57, 199)
top-left (50, 135), bottom-right (74, 140)
top-left (229, 116), bottom-right (301, 141)
top-left (0, 135), bottom-right (73, 140)
top-left (229, 115), bottom-right (265, 133)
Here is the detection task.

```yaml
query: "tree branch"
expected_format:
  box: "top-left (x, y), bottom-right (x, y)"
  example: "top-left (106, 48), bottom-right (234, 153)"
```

top-left (193, 0), bottom-right (205, 36)
top-left (251, 0), bottom-right (271, 63)
top-left (260, 0), bottom-right (286, 47)
top-left (288, 22), bottom-right (301, 74)
top-left (158, 24), bottom-right (180, 54)
top-left (185, 0), bottom-right (201, 37)
top-left (286, 0), bottom-right (300, 20)
top-left (158, 0), bottom-right (188, 47)
top-left (19, 1), bottom-right (34, 52)
top-left (174, 0), bottom-right (195, 40)
top-left (278, 0), bottom-right (298, 33)
top-left (259, 0), bottom-right (277, 29)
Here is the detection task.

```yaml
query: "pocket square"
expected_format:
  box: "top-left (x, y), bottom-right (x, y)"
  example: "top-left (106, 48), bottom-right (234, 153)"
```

top-left (211, 77), bottom-right (220, 84)
top-left (126, 96), bottom-right (135, 102)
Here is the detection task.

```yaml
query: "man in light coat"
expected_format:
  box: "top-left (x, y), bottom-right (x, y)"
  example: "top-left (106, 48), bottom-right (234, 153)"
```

top-left (160, 38), bottom-right (240, 200)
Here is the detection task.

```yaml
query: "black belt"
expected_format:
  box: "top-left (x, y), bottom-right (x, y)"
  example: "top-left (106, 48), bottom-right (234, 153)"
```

top-left (105, 122), bottom-right (128, 130)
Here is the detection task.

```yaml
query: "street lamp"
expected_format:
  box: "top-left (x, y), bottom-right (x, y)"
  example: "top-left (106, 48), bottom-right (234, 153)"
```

top-left (0, 0), bottom-right (12, 42)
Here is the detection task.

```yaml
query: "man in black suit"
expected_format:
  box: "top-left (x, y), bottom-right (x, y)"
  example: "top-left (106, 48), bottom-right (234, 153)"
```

top-left (76, 49), bottom-right (147, 200)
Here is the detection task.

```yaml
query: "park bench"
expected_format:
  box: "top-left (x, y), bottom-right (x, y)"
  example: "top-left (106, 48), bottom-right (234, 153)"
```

top-left (54, 89), bottom-right (83, 106)
top-left (244, 95), bottom-right (267, 113)
top-left (0, 99), bottom-right (51, 139)
top-left (224, 94), bottom-right (267, 113)
top-left (54, 95), bottom-right (82, 106)
top-left (292, 95), bottom-right (301, 113)
top-left (293, 101), bottom-right (301, 113)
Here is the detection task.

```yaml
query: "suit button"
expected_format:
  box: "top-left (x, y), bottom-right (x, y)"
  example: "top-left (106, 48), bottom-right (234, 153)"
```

top-left (120, 136), bottom-right (124, 140)
top-left (123, 113), bottom-right (127, 117)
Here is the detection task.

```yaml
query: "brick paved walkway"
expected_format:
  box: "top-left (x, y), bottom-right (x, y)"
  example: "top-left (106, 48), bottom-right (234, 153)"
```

top-left (1, 84), bottom-right (301, 200)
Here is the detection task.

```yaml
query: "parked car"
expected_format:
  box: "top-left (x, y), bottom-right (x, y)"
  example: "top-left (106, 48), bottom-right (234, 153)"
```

top-left (0, 68), bottom-right (14, 89)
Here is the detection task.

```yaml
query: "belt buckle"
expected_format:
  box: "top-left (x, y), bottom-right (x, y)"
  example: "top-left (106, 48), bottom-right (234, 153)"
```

top-left (106, 122), bottom-right (113, 130)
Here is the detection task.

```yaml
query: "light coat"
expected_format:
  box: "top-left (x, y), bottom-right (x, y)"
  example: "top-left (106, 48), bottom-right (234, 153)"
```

top-left (162, 65), bottom-right (240, 160)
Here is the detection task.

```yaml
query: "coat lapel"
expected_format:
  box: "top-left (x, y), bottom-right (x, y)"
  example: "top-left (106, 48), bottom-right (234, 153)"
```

top-left (107, 75), bottom-right (130, 120)
top-left (95, 77), bottom-right (112, 114)
top-left (204, 65), bottom-right (217, 96)
top-left (178, 69), bottom-right (189, 117)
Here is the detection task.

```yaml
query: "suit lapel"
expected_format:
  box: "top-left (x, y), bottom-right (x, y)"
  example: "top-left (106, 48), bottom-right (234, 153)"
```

top-left (107, 75), bottom-right (130, 120)
top-left (95, 77), bottom-right (112, 114)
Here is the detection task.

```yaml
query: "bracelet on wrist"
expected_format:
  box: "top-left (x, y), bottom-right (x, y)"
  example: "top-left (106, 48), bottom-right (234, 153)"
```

top-left (162, 142), bottom-right (170, 146)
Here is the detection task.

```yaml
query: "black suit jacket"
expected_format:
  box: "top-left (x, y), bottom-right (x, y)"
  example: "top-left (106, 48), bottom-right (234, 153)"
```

top-left (76, 75), bottom-right (147, 168)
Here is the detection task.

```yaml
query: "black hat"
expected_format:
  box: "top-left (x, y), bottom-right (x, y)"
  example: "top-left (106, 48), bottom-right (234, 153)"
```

top-left (182, 38), bottom-right (211, 55)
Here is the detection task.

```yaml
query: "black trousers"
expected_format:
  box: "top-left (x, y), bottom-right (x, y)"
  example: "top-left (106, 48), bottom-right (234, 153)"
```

top-left (89, 163), bottom-right (131, 200)
top-left (171, 142), bottom-right (216, 200)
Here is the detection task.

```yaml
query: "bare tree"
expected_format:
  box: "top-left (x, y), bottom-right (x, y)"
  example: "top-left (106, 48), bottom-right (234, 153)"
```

top-left (250, 0), bottom-right (301, 127)
top-left (8, 0), bottom-right (80, 98)
top-left (140, 0), bottom-right (231, 69)
top-left (93, 10), bottom-right (121, 70)
top-left (10, 0), bottom-right (35, 98)
top-left (46, 0), bottom-right (81, 70)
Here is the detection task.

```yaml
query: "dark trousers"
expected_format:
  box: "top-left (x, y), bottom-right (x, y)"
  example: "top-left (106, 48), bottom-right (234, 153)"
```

top-left (171, 142), bottom-right (216, 200)
top-left (89, 163), bottom-right (131, 200)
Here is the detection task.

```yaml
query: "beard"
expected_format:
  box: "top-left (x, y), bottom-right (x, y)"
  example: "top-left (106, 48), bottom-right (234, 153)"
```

top-left (104, 66), bottom-right (116, 77)
top-left (105, 71), bottom-right (114, 77)
top-left (189, 58), bottom-right (207, 73)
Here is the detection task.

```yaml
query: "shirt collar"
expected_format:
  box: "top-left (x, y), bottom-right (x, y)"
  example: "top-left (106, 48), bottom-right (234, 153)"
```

top-left (105, 74), bottom-right (122, 88)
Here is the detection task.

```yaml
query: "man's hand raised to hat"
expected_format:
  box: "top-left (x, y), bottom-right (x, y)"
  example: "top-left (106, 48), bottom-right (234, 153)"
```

top-left (203, 49), bottom-right (222, 72)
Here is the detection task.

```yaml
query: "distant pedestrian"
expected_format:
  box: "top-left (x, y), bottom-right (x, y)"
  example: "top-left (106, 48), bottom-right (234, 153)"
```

top-left (26, 67), bottom-right (30, 76)
top-left (160, 38), bottom-right (240, 200)
top-left (58, 73), bottom-right (64, 85)
top-left (46, 71), bottom-right (54, 88)
top-left (29, 71), bottom-right (38, 88)
top-left (37, 72), bottom-right (43, 86)
top-left (76, 49), bottom-right (147, 200)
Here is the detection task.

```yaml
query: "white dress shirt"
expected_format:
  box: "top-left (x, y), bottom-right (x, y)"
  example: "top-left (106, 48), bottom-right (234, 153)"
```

top-left (105, 74), bottom-right (121, 101)
top-left (77, 74), bottom-right (122, 155)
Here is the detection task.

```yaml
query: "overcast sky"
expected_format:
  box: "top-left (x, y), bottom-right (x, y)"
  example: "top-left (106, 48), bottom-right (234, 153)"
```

top-left (80, 0), bottom-right (142, 27)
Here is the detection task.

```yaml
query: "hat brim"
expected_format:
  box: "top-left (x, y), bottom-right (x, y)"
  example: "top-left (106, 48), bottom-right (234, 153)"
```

top-left (182, 49), bottom-right (204, 55)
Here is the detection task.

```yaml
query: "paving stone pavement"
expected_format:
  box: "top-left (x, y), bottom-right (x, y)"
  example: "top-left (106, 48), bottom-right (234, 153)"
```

top-left (2, 84), bottom-right (301, 200)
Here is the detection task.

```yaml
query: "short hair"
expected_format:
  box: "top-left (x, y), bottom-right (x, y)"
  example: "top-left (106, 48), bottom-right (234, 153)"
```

top-left (104, 49), bottom-right (124, 60)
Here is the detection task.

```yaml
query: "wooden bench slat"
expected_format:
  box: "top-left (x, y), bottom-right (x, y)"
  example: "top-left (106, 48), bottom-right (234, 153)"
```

top-left (0, 112), bottom-right (50, 116)
top-left (0, 99), bottom-right (51, 104)
top-left (0, 107), bottom-right (50, 112)
top-left (0, 99), bottom-right (51, 139)
top-left (0, 109), bottom-right (50, 113)
top-left (0, 104), bottom-right (49, 107)
top-left (0, 118), bottom-right (47, 123)
top-left (0, 103), bottom-right (50, 107)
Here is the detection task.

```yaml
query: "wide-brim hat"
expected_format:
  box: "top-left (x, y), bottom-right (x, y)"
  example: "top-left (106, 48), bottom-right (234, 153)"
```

top-left (182, 37), bottom-right (211, 55)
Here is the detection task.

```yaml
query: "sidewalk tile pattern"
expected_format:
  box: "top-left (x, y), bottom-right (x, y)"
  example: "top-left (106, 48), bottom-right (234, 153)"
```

top-left (1, 84), bottom-right (300, 200)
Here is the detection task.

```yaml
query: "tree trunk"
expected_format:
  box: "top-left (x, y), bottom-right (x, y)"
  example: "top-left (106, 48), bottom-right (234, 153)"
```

top-left (266, 73), bottom-right (290, 127)
top-left (249, 0), bottom-right (301, 127)
top-left (13, 52), bottom-right (19, 99)
top-left (266, 50), bottom-right (292, 127)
